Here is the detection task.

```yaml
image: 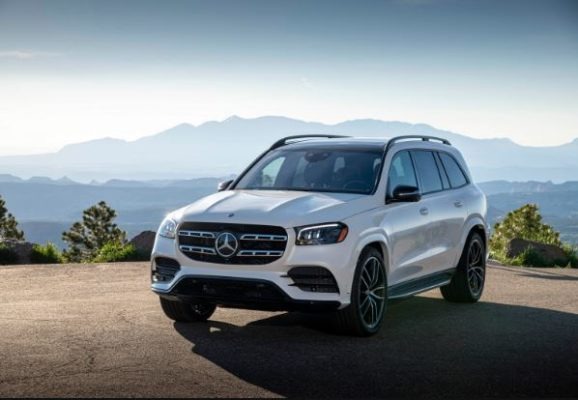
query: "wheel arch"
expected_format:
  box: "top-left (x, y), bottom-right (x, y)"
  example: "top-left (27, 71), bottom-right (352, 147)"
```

top-left (354, 234), bottom-right (390, 276)
top-left (456, 216), bottom-right (489, 266)
top-left (469, 224), bottom-right (487, 247)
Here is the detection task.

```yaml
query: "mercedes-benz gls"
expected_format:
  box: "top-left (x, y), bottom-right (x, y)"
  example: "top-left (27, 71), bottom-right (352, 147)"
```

top-left (151, 134), bottom-right (488, 336)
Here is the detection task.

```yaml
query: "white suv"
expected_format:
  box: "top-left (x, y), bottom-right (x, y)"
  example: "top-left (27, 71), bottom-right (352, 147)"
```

top-left (151, 135), bottom-right (488, 336)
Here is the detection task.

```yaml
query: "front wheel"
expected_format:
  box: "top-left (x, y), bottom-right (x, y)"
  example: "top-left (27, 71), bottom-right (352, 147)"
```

top-left (441, 232), bottom-right (486, 303)
top-left (332, 247), bottom-right (388, 336)
top-left (159, 297), bottom-right (217, 322)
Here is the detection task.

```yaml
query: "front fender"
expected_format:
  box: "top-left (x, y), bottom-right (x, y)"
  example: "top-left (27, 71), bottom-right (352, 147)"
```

top-left (342, 230), bottom-right (390, 295)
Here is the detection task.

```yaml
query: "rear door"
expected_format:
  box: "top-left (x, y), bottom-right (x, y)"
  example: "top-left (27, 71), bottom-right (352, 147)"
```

top-left (411, 150), bottom-right (465, 274)
top-left (437, 151), bottom-right (470, 265)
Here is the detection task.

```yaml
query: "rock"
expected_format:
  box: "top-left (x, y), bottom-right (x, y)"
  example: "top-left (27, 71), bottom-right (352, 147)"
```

top-left (129, 231), bottom-right (156, 258)
top-left (0, 240), bottom-right (34, 264)
top-left (506, 238), bottom-right (568, 265)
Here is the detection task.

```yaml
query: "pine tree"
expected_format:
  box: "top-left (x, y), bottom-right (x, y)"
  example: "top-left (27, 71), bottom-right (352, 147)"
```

top-left (62, 201), bottom-right (126, 262)
top-left (0, 195), bottom-right (24, 241)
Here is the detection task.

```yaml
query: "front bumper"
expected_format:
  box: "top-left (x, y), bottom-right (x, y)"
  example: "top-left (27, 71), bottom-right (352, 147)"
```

top-left (156, 275), bottom-right (340, 312)
top-left (150, 231), bottom-right (358, 310)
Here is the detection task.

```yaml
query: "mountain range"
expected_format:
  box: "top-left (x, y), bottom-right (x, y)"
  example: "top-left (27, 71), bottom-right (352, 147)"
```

top-left (1, 116), bottom-right (577, 182)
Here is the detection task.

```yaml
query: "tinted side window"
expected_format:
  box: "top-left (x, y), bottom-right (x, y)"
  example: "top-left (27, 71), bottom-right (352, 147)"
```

top-left (412, 151), bottom-right (443, 194)
top-left (434, 153), bottom-right (450, 190)
top-left (439, 153), bottom-right (468, 188)
top-left (387, 151), bottom-right (417, 198)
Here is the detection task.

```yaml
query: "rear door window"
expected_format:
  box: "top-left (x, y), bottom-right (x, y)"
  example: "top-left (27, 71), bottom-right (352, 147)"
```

top-left (411, 151), bottom-right (443, 194)
top-left (434, 153), bottom-right (450, 190)
top-left (439, 152), bottom-right (468, 188)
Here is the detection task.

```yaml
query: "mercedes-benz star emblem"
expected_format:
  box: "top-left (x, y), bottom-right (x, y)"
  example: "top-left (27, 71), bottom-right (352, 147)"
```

top-left (215, 232), bottom-right (238, 258)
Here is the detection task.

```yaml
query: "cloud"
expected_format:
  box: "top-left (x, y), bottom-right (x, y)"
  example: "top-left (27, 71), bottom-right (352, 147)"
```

top-left (0, 50), bottom-right (61, 59)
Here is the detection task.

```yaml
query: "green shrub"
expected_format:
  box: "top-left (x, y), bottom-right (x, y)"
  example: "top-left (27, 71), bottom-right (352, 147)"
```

top-left (509, 248), bottom-right (550, 267)
top-left (562, 244), bottom-right (578, 268)
top-left (93, 242), bottom-right (139, 263)
top-left (490, 204), bottom-right (564, 266)
top-left (0, 243), bottom-right (18, 265)
top-left (30, 243), bottom-right (63, 264)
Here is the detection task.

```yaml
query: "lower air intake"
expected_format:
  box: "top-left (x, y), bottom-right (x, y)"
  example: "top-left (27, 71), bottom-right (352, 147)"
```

top-left (152, 257), bottom-right (181, 283)
top-left (288, 266), bottom-right (339, 293)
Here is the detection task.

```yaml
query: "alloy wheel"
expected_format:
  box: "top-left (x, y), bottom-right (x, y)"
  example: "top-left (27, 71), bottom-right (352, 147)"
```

top-left (358, 256), bottom-right (386, 329)
top-left (466, 238), bottom-right (485, 296)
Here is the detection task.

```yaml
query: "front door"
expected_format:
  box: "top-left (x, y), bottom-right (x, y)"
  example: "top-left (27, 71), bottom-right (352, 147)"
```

top-left (383, 150), bottom-right (432, 285)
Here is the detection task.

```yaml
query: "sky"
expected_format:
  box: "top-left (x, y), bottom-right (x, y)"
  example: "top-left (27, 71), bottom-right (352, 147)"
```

top-left (0, 0), bottom-right (577, 155)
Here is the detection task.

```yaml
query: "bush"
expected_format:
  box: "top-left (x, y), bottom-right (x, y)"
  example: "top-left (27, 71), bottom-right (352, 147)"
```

top-left (562, 244), bottom-right (578, 268)
top-left (30, 243), bottom-right (63, 264)
top-left (0, 243), bottom-right (18, 265)
top-left (93, 242), bottom-right (140, 263)
top-left (510, 248), bottom-right (549, 267)
top-left (490, 204), bottom-right (563, 266)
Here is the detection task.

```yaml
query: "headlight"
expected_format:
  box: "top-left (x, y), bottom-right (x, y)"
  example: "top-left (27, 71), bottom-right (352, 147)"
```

top-left (295, 223), bottom-right (348, 245)
top-left (158, 218), bottom-right (177, 239)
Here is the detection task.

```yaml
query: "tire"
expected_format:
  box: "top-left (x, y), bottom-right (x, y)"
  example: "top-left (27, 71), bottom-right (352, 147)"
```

top-left (441, 232), bottom-right (486, 303)
top-left (159, 297), bottom-right (217, 322)
top-left (332, 247), bottom-right (388, 336)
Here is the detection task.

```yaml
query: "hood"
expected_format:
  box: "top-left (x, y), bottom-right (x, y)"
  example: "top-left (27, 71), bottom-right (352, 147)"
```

top-left (173, 190), bottom-right (374, 228)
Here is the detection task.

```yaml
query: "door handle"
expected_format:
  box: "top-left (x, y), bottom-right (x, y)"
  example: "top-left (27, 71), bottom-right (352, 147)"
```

top-left (419, 207), bottom-right (429, 216)
top-left (454, 201), bottom-right (463, 208)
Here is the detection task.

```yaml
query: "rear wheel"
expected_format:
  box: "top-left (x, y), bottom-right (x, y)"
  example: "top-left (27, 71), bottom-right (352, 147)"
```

top-left (333, 247), bottom-right (387, 336)
top-left (159, 297), bottom-right (217, 322)
top-left (441, 232), bottom-right (486, 303)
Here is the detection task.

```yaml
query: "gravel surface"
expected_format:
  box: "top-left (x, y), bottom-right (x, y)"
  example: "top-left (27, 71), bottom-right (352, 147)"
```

top-left (0, 262), bottom-right (577, 398)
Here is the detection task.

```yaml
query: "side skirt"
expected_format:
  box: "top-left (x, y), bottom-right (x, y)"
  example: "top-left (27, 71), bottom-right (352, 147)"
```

top-left (388, 268), bottom-right (455, 299)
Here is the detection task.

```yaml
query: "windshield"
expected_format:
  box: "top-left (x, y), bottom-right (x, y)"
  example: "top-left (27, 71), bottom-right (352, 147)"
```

top-left (235, 146), bottom-right (384, 194)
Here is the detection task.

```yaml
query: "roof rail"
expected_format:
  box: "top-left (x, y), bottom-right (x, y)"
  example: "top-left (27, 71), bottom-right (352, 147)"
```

top-left (270, 134), bottom-right (350, 150)
top-left (385, 135), bottom-right (450, 151)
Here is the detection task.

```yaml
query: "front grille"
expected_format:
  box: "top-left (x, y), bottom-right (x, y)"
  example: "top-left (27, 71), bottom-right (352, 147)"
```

top-left (178, 222), bottom-right (288, 265)
top-left (288, 266), bottom-right (339, 293)
top-left (152, 257), bottom-right (181, 282)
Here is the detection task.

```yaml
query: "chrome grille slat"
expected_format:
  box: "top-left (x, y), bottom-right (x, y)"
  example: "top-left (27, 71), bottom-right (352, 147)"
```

top-left (179, 245), bottom-right (217, 255)
top-left (240, 234), bottom-right (288, 241)
top-left (177, 222), bottom-right (288, 265)
top-left (178, 230), bottom-right (216, 239)
top-left (237, 250), bottom-right (284, 257)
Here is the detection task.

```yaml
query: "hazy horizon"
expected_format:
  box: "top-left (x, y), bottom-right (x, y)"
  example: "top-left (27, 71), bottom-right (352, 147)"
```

top-left (1, 0), bottom-right (577, 155)
top-left (2, 115), bottom-right (578, 158)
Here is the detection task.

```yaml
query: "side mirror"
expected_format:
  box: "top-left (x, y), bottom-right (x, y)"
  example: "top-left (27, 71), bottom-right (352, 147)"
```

top-left (217, 179), bottom-right (234, 192)
top-left (388, 185), bottom-right (421, 203)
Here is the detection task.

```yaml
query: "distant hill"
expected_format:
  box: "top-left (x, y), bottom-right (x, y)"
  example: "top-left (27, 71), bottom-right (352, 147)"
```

top-left (478, 181), bottom-right (578, 196)
top-left (0, 116), bottom-right (577, 182)
top-left (1, 177), bottom-right (578, 248)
